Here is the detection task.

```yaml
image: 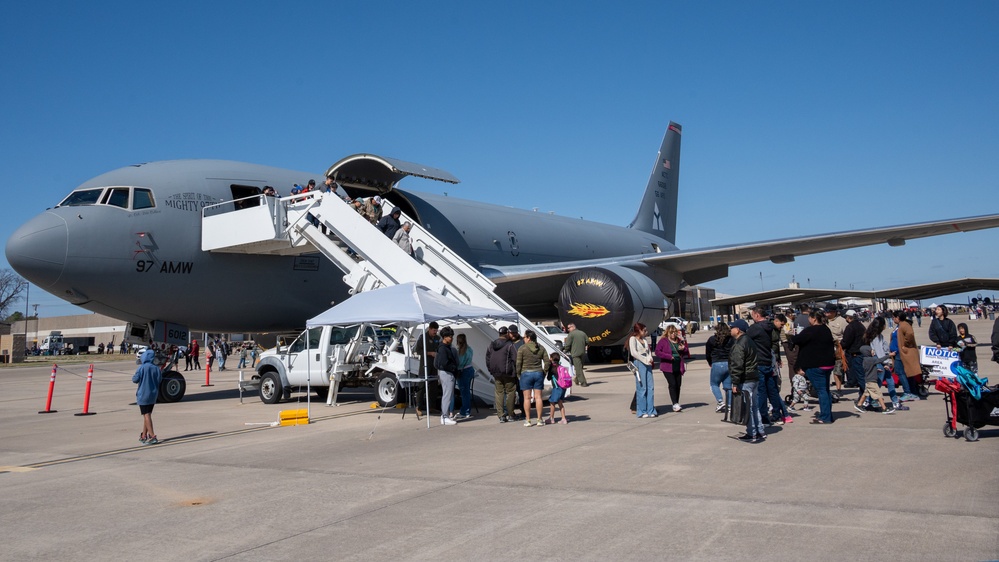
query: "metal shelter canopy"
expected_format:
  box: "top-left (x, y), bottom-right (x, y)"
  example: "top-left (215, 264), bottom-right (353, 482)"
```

top-left (710, 278), bottom-right (999, 308)
top-left (325, 154), bottom-right (460, 192)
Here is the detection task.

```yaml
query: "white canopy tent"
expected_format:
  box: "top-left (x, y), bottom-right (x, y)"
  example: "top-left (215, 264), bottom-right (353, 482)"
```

top-left (305, 283), bottom-right (519, 426)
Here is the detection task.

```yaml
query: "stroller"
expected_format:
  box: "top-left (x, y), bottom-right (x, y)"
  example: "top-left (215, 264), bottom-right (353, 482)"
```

top-left (937, 364), bottom-right (999, 442)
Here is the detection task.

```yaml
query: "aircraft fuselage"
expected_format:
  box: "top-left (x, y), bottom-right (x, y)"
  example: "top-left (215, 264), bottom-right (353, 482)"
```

top-left (7, 159), bottom-right (675, 332)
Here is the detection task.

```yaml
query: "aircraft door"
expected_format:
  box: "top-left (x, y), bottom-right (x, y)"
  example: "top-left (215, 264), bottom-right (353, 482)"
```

top-left (286, 327), bottom-right (325, 385)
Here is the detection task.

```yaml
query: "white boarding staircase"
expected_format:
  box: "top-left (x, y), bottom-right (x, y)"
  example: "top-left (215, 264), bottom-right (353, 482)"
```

top-left (202, 190), bottom-right (570, 404)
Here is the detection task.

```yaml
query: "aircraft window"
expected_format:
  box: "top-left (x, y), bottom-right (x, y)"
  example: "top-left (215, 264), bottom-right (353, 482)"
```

top-left (58, 188), bottom-right (104, 207)
top-left (101, 187), bottom-right (130, 209)
top-left (133, 189), bottom-right (155, 210)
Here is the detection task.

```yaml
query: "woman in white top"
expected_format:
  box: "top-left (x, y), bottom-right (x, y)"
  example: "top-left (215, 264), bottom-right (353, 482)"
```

top-left (628, 323), bottom-right (656, 418)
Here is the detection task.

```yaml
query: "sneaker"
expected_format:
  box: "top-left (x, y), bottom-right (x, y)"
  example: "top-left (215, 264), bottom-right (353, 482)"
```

top-left (441, 416), bottom-right (457, 426)
top-left (883, 407), bottom-right (896, 415)
top-left (894, 403), bottom-right (910, 411)
top-left (534, 419), bottom-right (544, 427)
top-left (648, 412), bottom-right (657, 418)
top-left (853, 404), bottom-right (865, 414)
top-left (757, 433), bottom-right (767, 442)
top-left (558, 418), bottom-right (568, 425)
top-left (524, 419), bottom-right (533, 427)
top-left (715, 401), bottom-right (726, 413)
top-left (737, 433), bottom-right (758, 442)
top-left (139, 434), bottom-right (148, 444)
top-left (784, 416), bottom-right (793, 424)
top-left (672, 403), bottom-right (682, 412)
top-left (801, 406), bottom-right (813, 412)
top-left (457, 414), bottom-right (472, 420)
top-left (498, 416), bottom-right (508, 423)
top-left (773, 418), bottom-right (784, 426)
top-left (144, 437), bottom-right (159, 445)
top-left (901, 393), bottom-right (918, 402)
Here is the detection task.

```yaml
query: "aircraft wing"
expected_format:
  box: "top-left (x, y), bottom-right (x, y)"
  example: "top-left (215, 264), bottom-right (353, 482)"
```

top-left (483, 213), bottom-right (999, 287)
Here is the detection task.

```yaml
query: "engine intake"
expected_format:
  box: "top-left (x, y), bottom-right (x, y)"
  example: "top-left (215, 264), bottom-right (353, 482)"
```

top-left (556, 266), bottom-right (666, 346)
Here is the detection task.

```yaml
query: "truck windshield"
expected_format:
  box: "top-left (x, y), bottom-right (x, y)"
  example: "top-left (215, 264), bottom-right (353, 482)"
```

top-left (289, 327), bottom-right (323, 353)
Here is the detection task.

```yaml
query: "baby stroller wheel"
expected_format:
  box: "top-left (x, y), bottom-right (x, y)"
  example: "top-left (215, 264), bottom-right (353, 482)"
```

top-left (784, 394), bottom-right (792, 407)
top-left (917, 385), bottom-right (929, 398)
top-left (943, 423), bottom-right (957, 438)
top-left (964, 427), bottom-right (979, 442)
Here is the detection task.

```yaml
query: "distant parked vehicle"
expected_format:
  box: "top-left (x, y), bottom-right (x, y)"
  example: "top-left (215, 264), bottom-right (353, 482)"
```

top-left (660, 316), bottom-right (698, 335)
top-left (538, 324), bottom-right (567, 350)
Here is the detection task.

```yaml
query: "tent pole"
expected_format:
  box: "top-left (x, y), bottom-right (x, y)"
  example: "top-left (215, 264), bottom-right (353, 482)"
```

top-left (423, 324), bottom-right (430, 429)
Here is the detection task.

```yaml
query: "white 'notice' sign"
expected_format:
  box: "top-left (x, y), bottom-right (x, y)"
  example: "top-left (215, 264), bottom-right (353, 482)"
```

top-left (919, 345), bottom-right (960, 378)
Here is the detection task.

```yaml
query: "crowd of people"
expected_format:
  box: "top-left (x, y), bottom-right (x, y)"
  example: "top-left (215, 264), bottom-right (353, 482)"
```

top-left (263, 177), bottom-right (415, 256)
top-left (409, 321), bottom-right (586, 427)
top-left (131, 306), bottom-right (999, 446)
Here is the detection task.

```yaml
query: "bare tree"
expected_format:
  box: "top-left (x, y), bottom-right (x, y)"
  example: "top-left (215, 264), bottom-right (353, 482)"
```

top-left (0, 269), bottom-right (27, 320)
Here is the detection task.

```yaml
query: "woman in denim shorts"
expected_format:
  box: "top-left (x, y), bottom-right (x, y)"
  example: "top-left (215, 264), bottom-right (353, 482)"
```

top-left (516, 329), bottom-right (551, 426)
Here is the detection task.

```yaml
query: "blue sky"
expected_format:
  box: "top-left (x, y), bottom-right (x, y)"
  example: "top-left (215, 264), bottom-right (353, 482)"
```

top-left (3, 1), bottom-right (998, 318)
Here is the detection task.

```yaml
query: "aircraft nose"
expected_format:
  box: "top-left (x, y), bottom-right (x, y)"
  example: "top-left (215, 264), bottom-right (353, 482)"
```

top-left (5, 212), bottom-right (69, 289)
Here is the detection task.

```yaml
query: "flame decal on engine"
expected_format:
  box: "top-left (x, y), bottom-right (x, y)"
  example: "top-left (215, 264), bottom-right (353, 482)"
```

top-left (567, 303), bottom-right (610, 318)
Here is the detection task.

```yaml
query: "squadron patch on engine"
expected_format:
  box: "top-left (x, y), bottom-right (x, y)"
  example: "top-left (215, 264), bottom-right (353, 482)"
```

top-left (567, 303), bottom-right (610, 318)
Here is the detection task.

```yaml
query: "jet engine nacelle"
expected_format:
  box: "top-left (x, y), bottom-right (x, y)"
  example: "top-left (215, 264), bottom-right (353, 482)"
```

top-left (556, 266), bottom-right (666, 347)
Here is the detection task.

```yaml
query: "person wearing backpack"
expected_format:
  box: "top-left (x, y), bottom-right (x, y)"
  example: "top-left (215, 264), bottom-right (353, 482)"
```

top-left (486, 327), bottom-right (517, 423)
top-left (545, 352), bottom-right (570, 424)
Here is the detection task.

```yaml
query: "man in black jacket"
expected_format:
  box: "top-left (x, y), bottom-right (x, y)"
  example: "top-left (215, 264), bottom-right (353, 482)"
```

top-left (376, 209), bottom-right (403, 239)
top-left (434, 327), bottom-right (459, 426)
top-left (747, 307), bottom-right (786, 425)
top-left (486, 327), bottom-right (517, 422)
top-left (730, 319), bottom-right (764, 442)
top-left (991, 316), bottom-right (999, 364)
top-left (841, 310), bottom-right (865, 389)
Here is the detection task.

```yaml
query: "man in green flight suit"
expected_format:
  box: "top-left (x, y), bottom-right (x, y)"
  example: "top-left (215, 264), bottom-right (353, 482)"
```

top-left (563, 323), bottom-right (589, 387)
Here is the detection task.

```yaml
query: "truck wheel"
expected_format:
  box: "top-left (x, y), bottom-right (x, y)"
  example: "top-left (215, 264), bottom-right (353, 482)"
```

top-left (259, 372), bottom-right (284, 404)
top-left (158, 371), bottom-right (186, 403)
top-left (375, 372), bottom-right (400, 407)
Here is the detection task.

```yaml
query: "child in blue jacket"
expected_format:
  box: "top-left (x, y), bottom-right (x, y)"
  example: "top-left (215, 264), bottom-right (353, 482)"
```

top-left (133, 349), bottom-right (163, 444)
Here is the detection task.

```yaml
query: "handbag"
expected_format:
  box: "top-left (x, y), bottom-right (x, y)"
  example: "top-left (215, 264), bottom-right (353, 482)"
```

top-left (624, 338), bottom-right (639, 379)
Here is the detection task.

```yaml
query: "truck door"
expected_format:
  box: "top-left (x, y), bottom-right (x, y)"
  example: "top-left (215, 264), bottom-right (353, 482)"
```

top-left (285, 327), bottom-right (326, 386)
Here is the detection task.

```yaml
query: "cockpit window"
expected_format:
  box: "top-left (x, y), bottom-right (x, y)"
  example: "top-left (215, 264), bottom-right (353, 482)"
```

top-left (101, 187), bottom-right (130, 209)
top-left (58, 188), bottom-right (104, 207)
top-left (133, 189), bottom-right (155, 210)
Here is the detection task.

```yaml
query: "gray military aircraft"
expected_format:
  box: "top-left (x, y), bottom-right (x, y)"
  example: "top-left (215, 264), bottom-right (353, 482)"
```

top-left (8, 121), bottom-right (999, 357)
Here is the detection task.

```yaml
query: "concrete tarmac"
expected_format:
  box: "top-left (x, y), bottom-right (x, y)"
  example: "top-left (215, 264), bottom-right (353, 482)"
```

top-left (1, 318), bottom-right (997, 561)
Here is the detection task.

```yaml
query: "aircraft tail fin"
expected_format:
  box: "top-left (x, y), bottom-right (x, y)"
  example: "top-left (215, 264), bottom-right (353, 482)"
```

top-left (628, 122), bottom-right (681, 244)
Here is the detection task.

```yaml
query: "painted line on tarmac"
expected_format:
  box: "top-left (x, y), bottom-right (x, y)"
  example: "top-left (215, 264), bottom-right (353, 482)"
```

top-left (0, 408), bottom-right (373, 474)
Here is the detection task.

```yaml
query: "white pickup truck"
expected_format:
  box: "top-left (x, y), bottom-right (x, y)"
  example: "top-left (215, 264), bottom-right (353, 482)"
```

top-left (252, 323), bottom-right (502, 407)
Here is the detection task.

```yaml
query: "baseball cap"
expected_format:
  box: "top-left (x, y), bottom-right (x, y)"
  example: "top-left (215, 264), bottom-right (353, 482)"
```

top-left (824, 303), bottom-right (838, 313)
top-left (729, 319), bottom-right (749, 332)
top-left (497, 326), bottom-right (509, 335)
top-left (507, 324), bottom-right (520, 334)
top-left (845, 310), bottom-right (857, 317)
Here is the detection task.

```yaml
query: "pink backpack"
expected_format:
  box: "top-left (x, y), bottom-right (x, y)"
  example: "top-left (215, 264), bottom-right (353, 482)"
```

top-left (556, 365), bottom-right (573, 389)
